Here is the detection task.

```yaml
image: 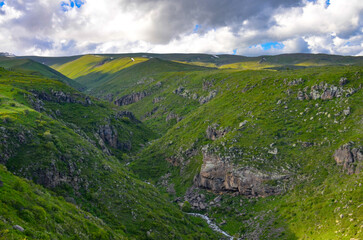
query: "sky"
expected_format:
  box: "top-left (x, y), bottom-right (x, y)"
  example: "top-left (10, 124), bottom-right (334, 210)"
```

top-left (0, 0), bottom-right (362, 56)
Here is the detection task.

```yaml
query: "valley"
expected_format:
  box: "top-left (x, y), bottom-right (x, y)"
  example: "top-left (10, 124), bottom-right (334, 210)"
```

top-left (0, 53), bottom-right (362, 239)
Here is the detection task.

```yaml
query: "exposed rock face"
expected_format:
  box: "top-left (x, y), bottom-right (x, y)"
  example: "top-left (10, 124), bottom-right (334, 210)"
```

top-left (166, 112), bottom-right (183, 122)
top-left (206, 124), bottom-right (228, 140)
top-left (333, 143), bottom-right (363, 175)
top-left (173, 86), bottom-right (185, 95)
top-left (339, 77), bottom-right (348, 86)
top-left (203, 80), bottom-right (214, 91)
top-left (97, 125), bottom-right (131, 151)
top-left (0, 127), bottom-right (31, 164)
top-left (297, 81), bottom-right (357, 101)
top-left (173, 86), bottom-right (199, 100)
top-left (27, 89), bottom-right (92, 109)
top-left (199, 90), bottom-right (217, 104)
top-left (184, 187), bottom-right (208, 210)
top-left (288, 78), bottom-right (304, 86)
top-left (114, 91), bottom-right (149, 106)
top-left (194, 146), bottom-right (286, 197)
top-left (115, 111), bottom-right (139, 122)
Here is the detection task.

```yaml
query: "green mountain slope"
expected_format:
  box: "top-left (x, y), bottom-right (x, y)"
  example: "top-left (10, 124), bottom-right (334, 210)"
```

top-left (52, 55), bottom-right (149, 79)
top-left (0, 57), bottom-right (84, 90)
top-left (0, 165), bottom-right (124, 240)
top-left (0, 67), bottom-right (221, 239)
top-left (28, 53), bottom-right (363, 73)
top-left (127, 65), bottom-right (363, 239)
top-left (6, 53), bottom-right (363, 239)
top-left (53, 57), bottom-right (213, 102)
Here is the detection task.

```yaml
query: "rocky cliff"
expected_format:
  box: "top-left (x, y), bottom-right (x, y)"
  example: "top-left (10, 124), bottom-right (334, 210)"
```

top-left (194, 145), bottom-right (287, 197)
top-left (114, 91), bottom-right (149, 106)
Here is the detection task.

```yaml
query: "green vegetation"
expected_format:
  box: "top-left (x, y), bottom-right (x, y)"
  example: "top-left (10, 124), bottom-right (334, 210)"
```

top-left (0, 57), bottom-right (84, 90)
top-left (0, 67), bottom-right (221, 239)
top-left (0, 165), bottom-right (124, 240)
top-left (1, 52), bottom-right (362, 239)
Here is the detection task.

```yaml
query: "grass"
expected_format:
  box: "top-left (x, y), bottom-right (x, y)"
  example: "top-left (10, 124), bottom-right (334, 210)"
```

top-left (0, 165), bottom-right (124, 240)
top-left (2, 53), bottom-right (363, 238)
top-left (0, 67), bottom-right (222, 239)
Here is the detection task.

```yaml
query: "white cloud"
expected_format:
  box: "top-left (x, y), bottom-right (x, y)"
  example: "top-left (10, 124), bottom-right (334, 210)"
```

top-left (0, 0), bottom-right (362, 56)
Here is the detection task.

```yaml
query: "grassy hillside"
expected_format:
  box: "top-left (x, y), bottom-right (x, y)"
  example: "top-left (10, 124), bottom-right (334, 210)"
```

top-left (0, 165), bottom-right (124, 240)
top-left (55, 57), bottom-right (213, 100)
top-left (0, 57), bottom-right (84, 90)
top-left (7, 53), bottom-right (363, 239)
top-left (122, 65), bottom-right (362, 239)
top-left (0, 67), bottom-right (221, 239)
top-left (52, 55), bottom-right (149, 79)
top-left (27, 53), bottom-right (363, 73)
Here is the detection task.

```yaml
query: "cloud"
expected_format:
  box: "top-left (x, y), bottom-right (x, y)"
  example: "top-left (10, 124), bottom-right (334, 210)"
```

top-left (0, 0), bottom-right (362, 56)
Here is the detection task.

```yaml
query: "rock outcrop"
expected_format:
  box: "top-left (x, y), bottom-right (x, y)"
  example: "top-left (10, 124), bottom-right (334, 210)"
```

top-left (287, 78), bottom-right (304, 86)
top-left (199, 90), bottom-right (217, 104)
top-left (206, 124), bottom-right (228, 140)
top-left (194, 146), bottom-right (286, 197)
top-left (166, 112), bottom-right (183, 122)
top-left (333, 143), bottom-right (363, 174)
top-left (115, 111), bottom-right (139, 122)
top-left (0, 127), bottom-right (31, 164)
top-left (97, 125), bottom-right (131, 151)
top-left (297, 82), bottom-right (357, 101)
top-left (26, 90), bottom-right (93, 112)
top-left (183, 187), bottom-right (208, 210)
top-left (114, 91), bottom-right (149, 106)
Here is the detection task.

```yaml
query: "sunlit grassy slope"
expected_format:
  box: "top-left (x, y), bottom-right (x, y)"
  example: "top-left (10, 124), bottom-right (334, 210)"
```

top-left (53, 55), bottom-right (149, 79)
top-left (8, 53), bottom-right (363, 239)
top-left (123, 65), bottom-right (363, 239)
top-left (0, 67), bottom-right (221, 239)
top-left (0, 57), bottom-right (84, 90)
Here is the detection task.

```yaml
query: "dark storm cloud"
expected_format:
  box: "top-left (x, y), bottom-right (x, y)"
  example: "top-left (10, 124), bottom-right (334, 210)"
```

top-left (0, 0), bottom-right (362, 56)
top-left (119, 0), bottom-right (302, 43)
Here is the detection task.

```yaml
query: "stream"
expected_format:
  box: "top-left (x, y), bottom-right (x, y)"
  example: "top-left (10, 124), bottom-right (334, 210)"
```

top-left (187, 213), bottom-right (233, 239)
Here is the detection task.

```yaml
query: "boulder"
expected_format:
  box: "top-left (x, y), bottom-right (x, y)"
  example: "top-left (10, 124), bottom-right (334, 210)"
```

top-left (173, 86), bottom-right (185, 95)
top-left (239, 120), bottom-right (248, 128)
top-left (333, 143), bottom-right (363, 174)
top-left (339, 77), bottom-right (348, 86)
top-left (183, 187), bottom-right (208, 210)
top-left (343, 107), bottom-right (351, 116)
top-left (199, 90), bottom-right (217, 104)
top-left (206, 124), bottom-right (228, 140)
top-left (13, 225), bottom-right (24, 232)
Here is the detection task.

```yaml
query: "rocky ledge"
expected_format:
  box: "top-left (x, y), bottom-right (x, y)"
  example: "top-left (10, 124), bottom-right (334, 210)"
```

top-left (333, 142), bottom-right (362, 174)
top-left (194, 145), bottom-right (287, 197)
top-left (114, 91), bottom-right (149, 106)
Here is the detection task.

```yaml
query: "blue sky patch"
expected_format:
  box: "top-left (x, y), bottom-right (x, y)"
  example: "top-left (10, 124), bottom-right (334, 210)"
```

top-left (261, 42), bottom-right (284, 50)
top-left (307, 0), bottom-right (330, 7)
top-left (61, 0), bottom-right (84, 11)
top-left (0, 1), bottom-right (5, 8)
top-left (193, 24), bottom-right (200, 32)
